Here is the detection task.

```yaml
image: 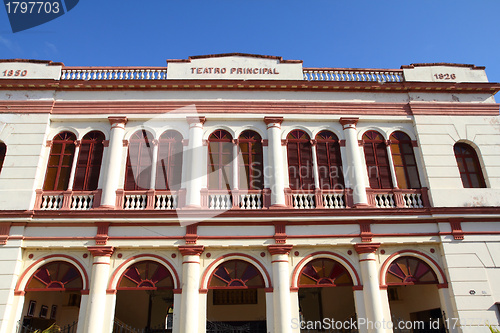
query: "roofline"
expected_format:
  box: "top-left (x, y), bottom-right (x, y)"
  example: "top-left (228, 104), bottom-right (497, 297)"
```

top-left (167, 53), bottom-right (303, 64)
top-left (401, 63), bottom-right (486, 70)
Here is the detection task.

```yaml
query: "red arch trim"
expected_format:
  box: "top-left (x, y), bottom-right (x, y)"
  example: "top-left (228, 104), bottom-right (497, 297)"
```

top-left (200, 253), bottom-right (272, 290)
top-left (292, 251), bottom-right (361, 288)
top-left (107, 254), bottom-right (180, 291)
top-left (15, 254), bottom-right (89, 293)
top-left (379, 250), bottom-right (447, 286)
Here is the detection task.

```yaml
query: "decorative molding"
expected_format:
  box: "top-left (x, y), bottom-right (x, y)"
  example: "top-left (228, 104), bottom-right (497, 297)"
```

top-left (186, 116), bottom-right (206, 125)
top-left (95, 222), bottom-right (109, 245)
top-left (339, 117), bottom-right (359, 129)
top-left (273, 222), bottom-right (287, 244)
top-left (359, 222), bottom-right (373, 242)
top-left (108, 116), bottom-right (128, 127)
top-left (102, 140), bottom-right (110, 147)
top-left (268, 244), bottom-right (293, 256)
top-left (450, 218), bottom-right (464, 240)
top-left (0, 223), bottom-right (11, 245)
top-left (264, 116), bottom-right (284, 126)
top-left (87, 246), bottom-right (114, 257)
top-left (185, 223), bottom-right (198, 245)
top-left (354, 243), bottom-right (380, 254)
top-left (178, 245), bottom-right (205, 256)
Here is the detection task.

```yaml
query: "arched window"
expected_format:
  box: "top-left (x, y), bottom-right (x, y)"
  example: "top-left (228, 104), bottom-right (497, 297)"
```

top-left (25, 261), bottom-right (83, 291)
top-left (0, 142), bottom-right (6, 175)
top-left (287, 130), bottom-right (314, 191)
top-left (389, 131), bottom-right (421, 189)
top-left (208, 130), bottom-right (233, 190)
top-left (73, 131), bottom-right (105, 191)
top-left (298, 258), bottom-right (353, 288)
top-left (124, 130), bottom-right (154, 190)
top-left (156, 130), bottom-right (183, 191)
top-left (386, 257), bottom-right (438, 285)
top-left (117, 261), bottom-right (174, 290)
top-left (43, 132), bottom-right (77, 191)
top-left (238, 130), bottom-right (263, 190)
top-left (454, 143), bottom-right (486, 188)
top-left (315, 131), bottom-right (344, 189)
top-left (362, 131), bottom-right (392, 189)
top-left (209, 260), bottom-right (265, 289)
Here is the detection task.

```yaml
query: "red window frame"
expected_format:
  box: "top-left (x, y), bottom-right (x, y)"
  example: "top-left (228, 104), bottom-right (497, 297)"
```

top-left (315, 131), bottom-right (344, 189)
top-left (208, 130), bottom-right (233, 190)
top-left (43, 132), bottom-right (77, 191)
top-left (287, 130), bottom-right (314, 191)
top-left (73, 131), bottom-right (105, 191)
top-left (25, 261), bottom-right (83, 292)
top-left (0, 142), bottom-right (5, 175)
top-left (386, 256), bottom-right (438, 285)
top-left (362, 131), bottom-right (393, 189)
top-left (454, 142), bottom-right (486, 188)
top-left (156, 130), bottom-right (183, 191)
top-left (389, 131), bottom-right (421, 189)
top-left (238, 130), bottom-right (263, 190)
top-left (298, 258), bottom-right (353, 288)
top-left (117, 260), bottom-right (174, 290)
top-left (124, 130), bottom-right (154, 191)
top-left (208, 259), bottom-right (265, 289)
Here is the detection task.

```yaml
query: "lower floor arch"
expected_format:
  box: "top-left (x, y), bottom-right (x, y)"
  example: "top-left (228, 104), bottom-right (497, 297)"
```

top-left (19, 261), bottom-right (84, 332)
top-left (296, 257), bottom-right (357, 331)
top-left (383, 255), bottom-right (447, 332)
top-left (205, 259), bottom-right (267, 333)
top-left (113, 260), bottom-right (176, 332)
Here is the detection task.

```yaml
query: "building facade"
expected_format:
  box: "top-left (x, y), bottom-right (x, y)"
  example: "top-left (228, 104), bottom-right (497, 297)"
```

top-left (0, 54), bottom-right (499, 333)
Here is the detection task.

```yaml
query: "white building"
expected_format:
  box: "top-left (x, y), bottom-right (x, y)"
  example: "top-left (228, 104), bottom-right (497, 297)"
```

top-left (0, 54), bottom-right (499, 333)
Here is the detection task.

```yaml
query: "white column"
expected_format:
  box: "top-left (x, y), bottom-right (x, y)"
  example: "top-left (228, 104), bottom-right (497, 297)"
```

top-left (340, 118), bottom-right (368, 207)
top-left (438, 286), bottom-right (459, 333)
top-left (232, 141), bottom-right (239, 190)
top-left (311, 143), bottom-right (320, 189)
top-left (264, 117), bottom-right (286, 207)
top-left (172, 292), bottom-right (182, 333)
top-left (184, 117), bottom-right (206, 208)
top-left (269, 244), bottom-right (293, 333)
top-left (354, 243), bottom-right (389, 333)
top-left (178, 245), bottom-right (204, 333)
top-left (100, 117), bottom-right (127, 208)
top-left (149, 140), bottom-right (159, 190)
top-left (76, 293), bottom-right (88, 333)
top-left (385, 143), bottom-right (398, 189)
top-left (84, 246), bottom-right (114, 333)
top-left (290, 289), bottom-right (301, 333)
top-left (353, 288), bottom-right (368, 333)
top-left (67, 141), bottom-right (81, 190)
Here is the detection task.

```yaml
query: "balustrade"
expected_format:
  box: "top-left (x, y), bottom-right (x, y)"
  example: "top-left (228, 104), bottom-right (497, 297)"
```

top-left (303, 68), bottom-right (404, 82)
top-left (60, 67), bottom-right (167, 80)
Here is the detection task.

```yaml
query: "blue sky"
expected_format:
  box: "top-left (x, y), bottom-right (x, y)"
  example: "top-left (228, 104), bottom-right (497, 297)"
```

top-left (1, 0), bottom-right (500, 82)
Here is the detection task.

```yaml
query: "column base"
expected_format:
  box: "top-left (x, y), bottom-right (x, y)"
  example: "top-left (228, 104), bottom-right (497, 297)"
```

top-left (182, 204), bottom-right (202, 210)
top-left (269, 204), bottom-right (288, 209)
top-left (94, 205), bottom-right (116, 210)
top-left (353, 203), bottom-right (371, 208)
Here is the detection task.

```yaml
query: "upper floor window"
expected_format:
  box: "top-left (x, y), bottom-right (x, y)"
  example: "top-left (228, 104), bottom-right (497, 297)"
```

top-left (454, 142), bottom-right (486, 188)
top-left (124, 130), bottom-right (154, 191)
top-left (238, 130), bottom-right (264, 190)
top-left (287, 130), bottom-right (314, 191)
top-left (389, 131), bottom-right (421, 189)
top-left (73, 131), bottom-right (105, 191)
top-left (362, 130), bottom-right (392, 189)
top-left (208, 130), bottom-right (233, 190)
top-left (0, 142), bottom-right (5, 175)
top-left (156, 130), bottom-right (183, 191)
top-left (315, 130), bottom-right (344, 189)
top-left (43, 131), bottom-right (76, 191)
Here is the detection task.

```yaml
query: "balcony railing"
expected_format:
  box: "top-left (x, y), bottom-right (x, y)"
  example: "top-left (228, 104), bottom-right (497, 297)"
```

top-left (200, 189), bottom-right (271, 210)
top-left (366, 188), bottom-right (430, 209)
top-left (302, 68), bottom-right (404, 82)
top-left (115, 190), bottom-right (185, 210)
top-left (35, 190), bottom-right (101, 210)
top-left (284, 189), bottom-right (353, 209)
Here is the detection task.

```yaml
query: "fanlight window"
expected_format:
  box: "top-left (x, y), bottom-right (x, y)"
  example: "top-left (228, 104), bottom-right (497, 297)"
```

top-left (43, 132), bottom-right (77, 191)
top-left (124, 130), bottom-right (154, 190)
top-left (362, 131), bottom-right (392, 189)
top-left (389, 131), bottom-right (421, 189)
top-left (315, 131), bottom-right (344, 189)
top-left (26, 261), bottom-right (83, 291)
top-left (208, 130), bottom-right (233, 190)
top-left (156, 130), bottom-right (183, 190)
top-left (453, 142), bottom-right (486, 188)
top-left (0, 142), bottom-right (5, 175)
top-left (386, 256), bottom-right (438, 285)
top-left (287, 130), bottom-right (314, 191)
top-left (238, 130), bottom-right (264, 190)
top-left (209, 260), bottom-right (265, 289)
top-left (299, 258), bottom-right (353, 287)
top-left (73, 131), bottom-right (105, 191)
top-left (118, 260), bottom-right (174, 290)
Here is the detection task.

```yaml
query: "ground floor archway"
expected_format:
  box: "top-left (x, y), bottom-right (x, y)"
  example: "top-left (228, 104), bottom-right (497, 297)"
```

top-left (20, 261), bottom-right (83, 332)
top-left (385, 256), bottom-right (446, 332)
top-left (113, 260), bottom-right (175, 332)
top-left (206, 259), bottom-right (267, 333)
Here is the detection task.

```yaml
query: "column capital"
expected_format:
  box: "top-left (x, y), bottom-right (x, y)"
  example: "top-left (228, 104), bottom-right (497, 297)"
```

top-left (178, 245), bottom-right (205, 256)
top-left (264, 116), bottom-right (284, 127)
top-left (87, 246), bottom-right (114, 257)
top-left (108, 116), bottom-right (128, 128)
top-left (354, 243), bottom-right (380, 254)
top-left (186, 116), bottom-right (206, 126)
top-left (268, 244), bottom-right (293, 255)
top-left (339, 117), bottom-right (359, 130)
